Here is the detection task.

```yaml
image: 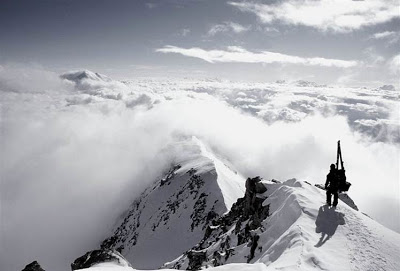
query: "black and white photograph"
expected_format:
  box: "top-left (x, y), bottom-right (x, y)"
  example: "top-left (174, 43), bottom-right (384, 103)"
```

top-left (1, 1), bottom-right (399, 271)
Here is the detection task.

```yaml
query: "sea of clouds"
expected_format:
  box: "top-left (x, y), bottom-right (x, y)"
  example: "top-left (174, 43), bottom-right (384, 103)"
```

top-left (0, 64), bottom-right (399, 271)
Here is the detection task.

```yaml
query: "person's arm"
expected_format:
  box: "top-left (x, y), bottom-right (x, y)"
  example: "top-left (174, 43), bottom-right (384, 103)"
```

top-left (325, 174), bottom-right (330, 189)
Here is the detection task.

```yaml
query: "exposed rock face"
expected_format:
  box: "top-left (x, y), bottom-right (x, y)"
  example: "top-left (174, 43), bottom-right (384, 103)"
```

top-left (71, 249), bottom-right (131, 270)
top-left (187, 250), bottom-right (207, 270)
top-left (165, 176), bottom-right (269, 269)
top-left (21, 261), bottom-right (45, 271)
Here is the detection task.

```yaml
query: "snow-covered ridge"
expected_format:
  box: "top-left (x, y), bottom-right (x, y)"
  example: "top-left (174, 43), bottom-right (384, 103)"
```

top-left (165, 178), bottom-right (400, 270)
top-left (85, 138), bottom-right (400, 271)
top-left (100, 137), bottom-right (245, 269)
top-left (73, 177), bottom-right (400, 271)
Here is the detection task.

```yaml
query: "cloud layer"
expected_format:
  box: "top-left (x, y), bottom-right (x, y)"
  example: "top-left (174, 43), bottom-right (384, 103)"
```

top-left (1, 65), bottom-right (399, 271)
top-left (156, 45), bottom-right (358, 67)
top-left (229, 0), bottom-right (399, 32)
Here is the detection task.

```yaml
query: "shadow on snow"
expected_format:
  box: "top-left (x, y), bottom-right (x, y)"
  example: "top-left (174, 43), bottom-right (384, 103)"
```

top-left (315, 204), bottom-right (346, 247)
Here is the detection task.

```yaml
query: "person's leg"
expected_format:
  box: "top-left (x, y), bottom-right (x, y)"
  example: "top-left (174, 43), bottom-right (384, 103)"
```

top-left (333, 191), bottom-right (339, 207)
top-left (326, 190), bottom-right (332, 206)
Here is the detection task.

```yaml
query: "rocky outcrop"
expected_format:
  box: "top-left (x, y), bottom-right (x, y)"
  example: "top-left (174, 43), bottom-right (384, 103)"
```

top-left (165, 176), bottom-right (269, 269)
top-left (21, 261), bottom-right (45, 271)
top-left (187, 250), bottom-right (207, 270)
top-left (71, 249), bottom-right (131, 270)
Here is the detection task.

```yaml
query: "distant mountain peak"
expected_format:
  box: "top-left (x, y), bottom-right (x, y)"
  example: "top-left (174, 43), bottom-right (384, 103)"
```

top-left (60, 70), bottom-right (111, 83)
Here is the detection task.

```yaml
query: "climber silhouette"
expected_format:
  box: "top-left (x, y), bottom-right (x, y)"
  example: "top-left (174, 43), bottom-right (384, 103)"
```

top-left (315, 205), bottom-right (345, 247)
top-left (325, 164), bottom-right (339, 207)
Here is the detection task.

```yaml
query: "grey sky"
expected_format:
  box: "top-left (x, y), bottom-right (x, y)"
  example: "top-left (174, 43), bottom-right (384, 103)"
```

top-left (1, 0), bottom-right (399, 86)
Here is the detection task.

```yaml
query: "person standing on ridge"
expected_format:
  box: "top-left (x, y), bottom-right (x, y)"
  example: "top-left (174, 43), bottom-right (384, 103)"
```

top-left (325, 164), bottom-right (339, 207)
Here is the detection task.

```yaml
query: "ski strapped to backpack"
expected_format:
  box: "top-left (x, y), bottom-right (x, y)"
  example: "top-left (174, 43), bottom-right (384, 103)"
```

top-left (336, 140), bottom-right (351, 192)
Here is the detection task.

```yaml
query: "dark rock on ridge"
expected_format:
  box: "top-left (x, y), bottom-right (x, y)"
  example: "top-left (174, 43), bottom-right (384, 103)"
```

top-left (21, 261), bottom-right (45, 271)
top-left (168, 176), bottom-right (270, 269)
top-left (71, 249), bottom-right (131, 270)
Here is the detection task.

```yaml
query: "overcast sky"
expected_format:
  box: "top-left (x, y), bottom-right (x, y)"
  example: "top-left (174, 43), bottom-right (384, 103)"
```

top-left (1, 0), bottom-right (399, 86)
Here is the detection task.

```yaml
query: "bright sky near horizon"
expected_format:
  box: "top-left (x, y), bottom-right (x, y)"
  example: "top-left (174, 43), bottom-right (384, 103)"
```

top-left (1, 0), bottom-right (399, 87)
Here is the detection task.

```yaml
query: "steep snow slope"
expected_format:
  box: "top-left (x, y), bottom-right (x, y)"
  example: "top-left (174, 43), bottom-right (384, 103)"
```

top-left (101, 137), bottom-right (245, 269)
top-left (256, 179), bottom-right (400, 271)
top-left (165, 179), bottom-right (400, 270)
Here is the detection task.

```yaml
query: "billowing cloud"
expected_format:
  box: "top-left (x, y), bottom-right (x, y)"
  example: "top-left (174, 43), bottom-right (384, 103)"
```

top-left (229, 0), bottom-right (399, 32)
top-left (156, 45), bottom-right (358, 67)
top-left (208, 21), bottom-right (251, 36)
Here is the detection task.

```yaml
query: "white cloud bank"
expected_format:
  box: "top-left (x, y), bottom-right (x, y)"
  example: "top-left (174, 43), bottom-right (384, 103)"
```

top-left (156, 45), bottom-right (358, 67)
top-left (229, 0), bottom-right (399, 32)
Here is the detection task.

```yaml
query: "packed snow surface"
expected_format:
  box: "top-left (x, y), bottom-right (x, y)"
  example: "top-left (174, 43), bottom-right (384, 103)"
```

top-left (252, 179), bottom-right (400, 270)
